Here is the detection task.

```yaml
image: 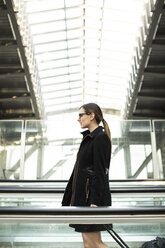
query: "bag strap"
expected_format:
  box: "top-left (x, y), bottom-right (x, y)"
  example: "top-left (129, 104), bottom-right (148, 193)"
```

top-left (104, 224), bottom-right (130, 248)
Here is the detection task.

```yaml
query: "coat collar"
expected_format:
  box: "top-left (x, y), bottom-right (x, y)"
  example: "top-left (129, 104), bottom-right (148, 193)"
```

top-left (81, 126), bottom-right (104, 139)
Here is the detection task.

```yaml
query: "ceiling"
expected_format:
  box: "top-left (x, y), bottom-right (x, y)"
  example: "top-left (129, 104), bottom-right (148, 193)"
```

top-left (0, 0), bottom-right (165, 120)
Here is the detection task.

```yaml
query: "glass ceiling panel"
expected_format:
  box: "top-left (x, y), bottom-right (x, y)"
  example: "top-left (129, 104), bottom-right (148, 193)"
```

top-left (42, 81), bottom-right (82, 92)
top-left (38, 60), bottom-right (69, 71)
top-left (44, 94), bottom-right (81, 105)
top-left (85, 6), bottom-right (102, 18)
top-left (38, 57), bottom-right (82, 70)
top-left (67, 18), bottom-right (84, 29)
top-left (40, 73), bottom-right (82, 86)
top-left (103, 9), bottom-right (143, 22)
top-left (85, 88), bottom-right (126, 99)
top-left (104, 0), bottom-right (143, 9)
top-left (46, 102), bottom-right (80, 114)
top-left (87, 81), bottom-right (126, 91)
top-left (66, 0), bottom-right (83, 7)
top-left (35, 40), bottom-right (83, 54)
top-left (40, 65), bottom-right (81, 77)
top-left (65, 7), bottom-right (83, 18)
top-left (99, 65), bottom-right (130, 75)
top-left (31, 21), bottom-right (66, 35)
top-left (39, 68), bottom-right (70, 78)
top-left (43, 87), bottom-right (82, 100)
top-left (35, 42), bottom-right (67, 54)
top-left (85, 18), bottom-right (102, 29)
top-left (27, 10), bottom-right (65, 24)
top-left (67, 38), bottom-right (83, 48)
top-left (67, 29), bottom-right (83, 39)
top-left (101, 30), bottom-right (136, 43)
top-left (14, 0), bottom-right (152, 118)
top-left (36, 48), bottom-right (82, 62)
top-left (45, 95), bottom-right (82, 107)
top-left (25, 0), bottom-right (64, 12)
top-left (85, 39), bottom-right (100, 48)
top-left (33, 31), bottom-right (68, 44)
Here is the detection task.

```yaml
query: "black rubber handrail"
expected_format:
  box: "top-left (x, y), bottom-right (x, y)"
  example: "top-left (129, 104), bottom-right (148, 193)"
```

top-left (0, 179), bottom-right (164, 183)
top-left (0, 206), bottom-right (165, 215)
top-left (0, 185), bottom-right (165, 193)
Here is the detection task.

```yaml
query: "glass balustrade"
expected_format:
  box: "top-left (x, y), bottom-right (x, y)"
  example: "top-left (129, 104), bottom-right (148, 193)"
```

top-left (0, 185), bottom-right (164, 208)
top-left (0, 194), bottom-right (165, 209)
top-left (0, 207), bottom-right (164, 248)
top-left (0, 222), bottom-right (164, 248)
top-left (0, 120), bottom-right (23, 180)
top-left (0, 119), bottom-right (165, 180)
top-left (153, 121), bottom-right (165, 179)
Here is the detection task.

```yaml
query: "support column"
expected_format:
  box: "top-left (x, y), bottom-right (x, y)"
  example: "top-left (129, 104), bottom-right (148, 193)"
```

top-left (0, 149), bottom-right (7, 179)
top-left (124, 144), bottom-right (132, 178)
top-left (151, 121), bottom-right (159, 179)
top-left (160, 145), bottom-right (165, 178)
top-left (37, 142), bottom-right (44, 179)
top-left (20, 121), bottom-right (25, 179)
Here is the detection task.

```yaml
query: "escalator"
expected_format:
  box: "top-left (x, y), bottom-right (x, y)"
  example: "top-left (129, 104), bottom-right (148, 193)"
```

top-left (0, 180), bottom-right (164, 248)
top-left (0, 179), bottom-right (165, 208)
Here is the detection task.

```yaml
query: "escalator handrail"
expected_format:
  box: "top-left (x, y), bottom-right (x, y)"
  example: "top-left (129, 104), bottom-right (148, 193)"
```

top-left (0, 206), bottom-right (165, 215)
top-left (0, 185), bottom-right (165, 193)
top-left (0, 206), bottom-right (165, 223)
top-left (0, 179), bottom-right (164, 183)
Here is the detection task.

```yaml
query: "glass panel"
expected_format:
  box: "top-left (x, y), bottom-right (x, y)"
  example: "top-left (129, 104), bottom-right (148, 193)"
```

top-left (28, 9), bottom-right (65, 24)
top-left (40, 75), bottom-right (71, 85)
top-left (24, 120), bottom-right (79, 180)
top-left (0, 192), bottom-right (165, 208)
top-left (42, 81), bottom-right (82, 93)
top-left (0, 119), bottom-right (162, 180)
top-left (23, 119), bottom-right (155, 180)
top-left (0, 121), bottom-right (23, 180)
top-left (30, 20), bottom-right (66, 34)
top-left (38, 57), bottom-right (82, 70)
top-left (35, 41), bottom-right (68, 54)
top-left (25, 0), bottom-right (65, 13)
top-left (39, 67), bottom-right (70, 78)
top-left (65, 0), bottom-right (83, 7)
top-left (0, 222), bottom-right (164, 248)
top-left (66, 7), bottom-right (83, 18)
top-left (67, 18), bottom-right (83, 29)
top-left (44, 95), bottom-right (82, 106)
top-left (108, 120), bottom-right (152, 179)
top-left (153, 121), bottom-right (165, 179)
top-left (33, 31), bottom-right (67, 44)
top-left (43, 87), bottom-right (82, 99)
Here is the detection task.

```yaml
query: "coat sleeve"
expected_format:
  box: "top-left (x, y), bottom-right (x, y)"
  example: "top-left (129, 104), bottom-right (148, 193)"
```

top-left (61, 170), bottom-right (73, 206)
top-left (89, 134), bottom-right (111, 206)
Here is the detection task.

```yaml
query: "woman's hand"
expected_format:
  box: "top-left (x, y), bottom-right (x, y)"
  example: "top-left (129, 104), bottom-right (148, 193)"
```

top-left (90, 204), bottom-right (97, 207)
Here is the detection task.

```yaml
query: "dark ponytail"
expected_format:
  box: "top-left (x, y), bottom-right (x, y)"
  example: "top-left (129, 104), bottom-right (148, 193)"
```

top-left (102, 118), bottom-right (111, 141)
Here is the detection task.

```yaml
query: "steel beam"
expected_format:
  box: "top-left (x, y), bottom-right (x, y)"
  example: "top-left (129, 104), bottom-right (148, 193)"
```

top-left (5, 0), bottom-right (40, 119)
top-left (127, 0), bottom-right (165, 119)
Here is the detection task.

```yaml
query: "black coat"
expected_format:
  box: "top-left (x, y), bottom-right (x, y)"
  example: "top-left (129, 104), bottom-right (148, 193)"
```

top-left (62, 126), bottom-right (111, 207)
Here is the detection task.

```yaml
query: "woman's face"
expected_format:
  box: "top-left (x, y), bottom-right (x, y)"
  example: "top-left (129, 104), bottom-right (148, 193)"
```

top-left (78, 107), bottom-right (91, 129)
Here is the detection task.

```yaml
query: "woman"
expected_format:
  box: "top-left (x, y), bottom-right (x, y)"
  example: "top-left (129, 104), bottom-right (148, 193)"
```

top-left (62, 103), bottom-right (112, 248)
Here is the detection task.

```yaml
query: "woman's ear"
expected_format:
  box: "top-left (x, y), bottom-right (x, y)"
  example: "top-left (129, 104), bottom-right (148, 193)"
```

top-left (90, 112), bottom-right (95, 121)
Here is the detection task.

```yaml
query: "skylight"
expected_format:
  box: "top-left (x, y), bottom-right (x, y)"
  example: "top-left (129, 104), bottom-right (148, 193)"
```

top-left (13, 0), bottom-right (155, 119)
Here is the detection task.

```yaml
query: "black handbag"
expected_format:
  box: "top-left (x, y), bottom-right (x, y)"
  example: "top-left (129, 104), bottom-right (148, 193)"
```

top-left (104, 224), bottom-right (130, 248)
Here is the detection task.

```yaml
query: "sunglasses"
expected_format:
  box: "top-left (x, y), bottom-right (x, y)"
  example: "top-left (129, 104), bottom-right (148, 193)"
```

top-left (78, 112), bottom-right (91, 118)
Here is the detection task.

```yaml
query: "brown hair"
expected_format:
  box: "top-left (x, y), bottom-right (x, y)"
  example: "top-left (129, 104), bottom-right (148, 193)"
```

top-left (80, 103), bottom-right (112, 143)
